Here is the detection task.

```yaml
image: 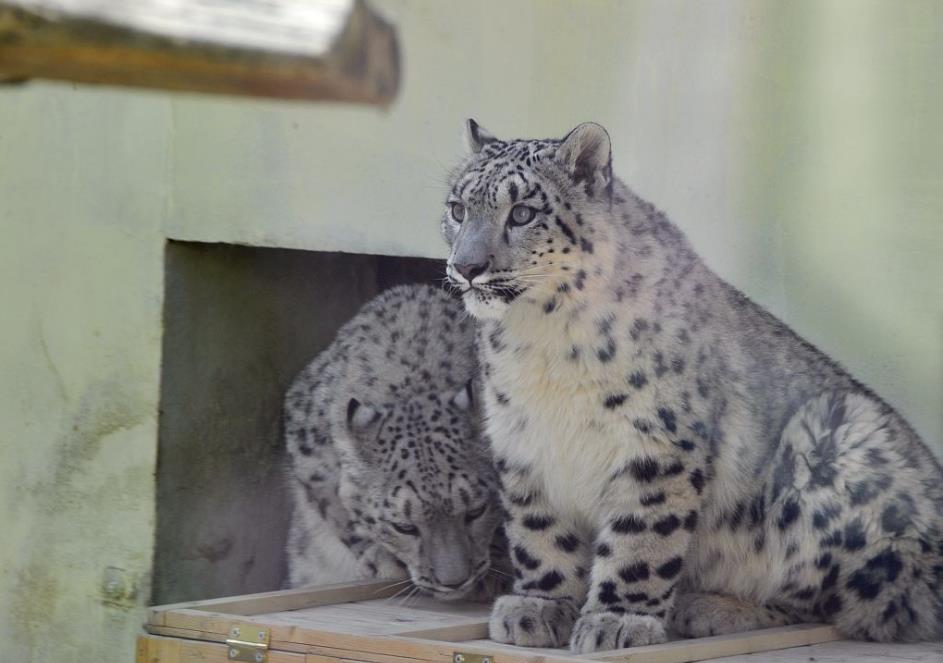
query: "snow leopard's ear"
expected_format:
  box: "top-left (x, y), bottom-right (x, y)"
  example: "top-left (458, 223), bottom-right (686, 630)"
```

top-left (346, 398), bottom-right (382, 438)
top-left (556, 122), bottom-right (613, 198)
top-left (465, 119), bottom-right (498, 153)
top-left (449, 380), bottom-right (474, 412)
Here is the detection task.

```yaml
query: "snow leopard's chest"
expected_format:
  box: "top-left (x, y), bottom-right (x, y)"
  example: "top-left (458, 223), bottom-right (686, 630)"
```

top-left (481, 316), bottom-right (672, 520)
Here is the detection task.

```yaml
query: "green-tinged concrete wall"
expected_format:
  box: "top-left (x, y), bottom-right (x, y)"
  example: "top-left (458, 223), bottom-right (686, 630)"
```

top-left (0, 92), bottom-right (172, 659)
top-left (1, 1), bottom-right (940, 660)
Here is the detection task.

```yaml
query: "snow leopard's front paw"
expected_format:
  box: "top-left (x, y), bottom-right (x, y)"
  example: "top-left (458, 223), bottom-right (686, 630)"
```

top-left (489, 595), bottom-right (579, 648)
top-left (569, 612), bottom-right (667, 653)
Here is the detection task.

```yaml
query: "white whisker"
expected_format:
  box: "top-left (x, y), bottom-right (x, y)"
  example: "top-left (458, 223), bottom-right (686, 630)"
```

top-left (374, 578), bottom-right (412, 595)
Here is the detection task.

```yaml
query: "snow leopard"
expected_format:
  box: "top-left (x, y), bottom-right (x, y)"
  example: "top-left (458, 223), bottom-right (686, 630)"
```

top-left (283, 284), bottom-right (508, 600)
top-left (440, 120), bottom-right (943, 652)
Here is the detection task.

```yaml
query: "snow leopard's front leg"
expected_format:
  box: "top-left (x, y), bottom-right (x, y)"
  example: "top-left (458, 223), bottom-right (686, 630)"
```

top-left (488, 461), bottom-right (591, 648)
top-left (570, 453), bottom-right (704, 653)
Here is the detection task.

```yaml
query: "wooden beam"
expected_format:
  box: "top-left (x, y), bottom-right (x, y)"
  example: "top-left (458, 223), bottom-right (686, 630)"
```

top-left (148, 579), bottom-right (407, 621)
top-left (0, 0), bottom-right (399, 104)
top-left (584, 624), bottom-right (842, 663)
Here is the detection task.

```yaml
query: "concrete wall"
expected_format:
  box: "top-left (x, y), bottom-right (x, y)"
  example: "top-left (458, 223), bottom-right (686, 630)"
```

top-left (1, 1), bottom-right (940, 660)
top-left (0, 91), bottom-right (172, 661)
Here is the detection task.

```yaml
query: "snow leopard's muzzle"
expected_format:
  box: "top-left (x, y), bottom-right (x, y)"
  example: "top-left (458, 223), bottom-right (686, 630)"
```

top-left (446, 217), bottom-right (529, 318)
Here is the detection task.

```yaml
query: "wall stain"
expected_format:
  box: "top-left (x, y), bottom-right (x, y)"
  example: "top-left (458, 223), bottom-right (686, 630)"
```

top-left (7, 378), bottom-right (154, 658)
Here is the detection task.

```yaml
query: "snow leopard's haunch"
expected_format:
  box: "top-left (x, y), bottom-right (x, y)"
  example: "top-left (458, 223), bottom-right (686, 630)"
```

top-left (442, 120), bottom-right (943, 652)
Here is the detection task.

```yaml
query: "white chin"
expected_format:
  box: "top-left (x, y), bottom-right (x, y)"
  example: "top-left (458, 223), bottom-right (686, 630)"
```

top-left (463, 291), bottom-right (508, 320)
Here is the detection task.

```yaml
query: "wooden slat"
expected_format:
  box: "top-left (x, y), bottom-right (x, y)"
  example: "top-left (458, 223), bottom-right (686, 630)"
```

top-left (148, 622), bottom-right (584, 663)
top-left (394, 620), bottom-right (489, 642)
top-left (253, 600), bottom-right (489, 637)
top-left (584, 624), bottom-right (842, 663)
top-left (137, 633), bottom-right (307, 663)
top-left (0, 0), bottom-right (399, 103)
top-left (149, 579), bottom-right (406, 622)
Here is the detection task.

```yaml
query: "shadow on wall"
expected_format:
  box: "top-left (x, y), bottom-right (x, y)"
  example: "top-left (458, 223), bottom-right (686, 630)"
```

top-left (153, 240), bottom-right (445, 604)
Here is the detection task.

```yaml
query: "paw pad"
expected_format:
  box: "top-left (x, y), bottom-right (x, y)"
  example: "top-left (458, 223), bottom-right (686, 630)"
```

top-left (488, 595), bottom-right (579, 648)
top-left (570, 612), bottom-right (667, 653)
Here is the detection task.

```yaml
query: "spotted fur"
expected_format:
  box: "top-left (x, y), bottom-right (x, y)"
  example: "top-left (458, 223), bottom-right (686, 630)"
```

top-left (441, 121), bottom-right (943, 651)
top-left (283, 285), bottom-right (508, 600)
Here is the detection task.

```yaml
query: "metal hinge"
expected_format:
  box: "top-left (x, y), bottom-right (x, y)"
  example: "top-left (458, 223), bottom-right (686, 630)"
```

top-left (453, 653), bottom-right (492, 663)
top-left (226, 623), bottom-right (269, 663)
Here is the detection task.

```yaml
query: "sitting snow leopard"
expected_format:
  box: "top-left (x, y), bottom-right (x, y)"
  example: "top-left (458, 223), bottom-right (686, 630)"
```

top-left (283, 284), bottom-right (508, 600)
top-left (441, 120), bottom-right (943, 652)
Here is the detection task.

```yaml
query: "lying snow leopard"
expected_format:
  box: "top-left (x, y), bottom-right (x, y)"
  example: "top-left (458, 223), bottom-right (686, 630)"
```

top-left (441, 120), bottom-right (943, 652)
top-left (283, 284), bottom-right (507, 600)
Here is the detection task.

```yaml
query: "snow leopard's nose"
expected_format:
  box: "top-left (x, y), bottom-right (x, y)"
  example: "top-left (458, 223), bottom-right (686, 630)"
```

top-left (433, 562), bottom-right (471, 588)
top-left (454, 260), bottom-right (490, 282)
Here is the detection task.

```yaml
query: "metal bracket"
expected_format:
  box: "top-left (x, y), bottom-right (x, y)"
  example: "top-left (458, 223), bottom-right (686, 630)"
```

top-left (453, 653), bottom-right (492, 663)
top-left (226, 623), bottom-right (269, 663)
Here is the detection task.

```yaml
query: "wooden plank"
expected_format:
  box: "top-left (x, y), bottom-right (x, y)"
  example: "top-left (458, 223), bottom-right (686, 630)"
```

top-left (148, 623), bottom-right (584, 663)
top-left (149, 618), bottom-right (841, 663)
top-left (137, 634), bottom-right (180, 663)
top-left (148, 579), bottom-right (406, 622)
top-left (394, 620), bottom-right (489, 641)
top-left (137, 633), bottom-right (307, 663)
top-left (583, 624), bottom-right (842, 663)
top-left (711, 639), bottom-right (943, 663)
top-left (0, 0), bottom-right (399, 104)
top-left (252, 606), bottom-right (488, 637)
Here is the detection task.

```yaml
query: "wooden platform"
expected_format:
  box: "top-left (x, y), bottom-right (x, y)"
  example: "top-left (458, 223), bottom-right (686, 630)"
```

top-left (137, 579), bottom-right (882, 663)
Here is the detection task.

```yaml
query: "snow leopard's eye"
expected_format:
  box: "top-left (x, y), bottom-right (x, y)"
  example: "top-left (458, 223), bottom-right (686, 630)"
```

top-left (508, 204), bottom-right (536, 227)
top-left (392, 521), bottom-right (420, 536)
top-left (449, 202), bottom-right (467, 223)
top-left (464, 503), bottom-right (487, 523)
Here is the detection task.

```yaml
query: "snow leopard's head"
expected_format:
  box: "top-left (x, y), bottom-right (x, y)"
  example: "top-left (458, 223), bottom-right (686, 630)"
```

top-left (442, 120), bottom-right (614, 320)
top-left (336, 381), bottom-right (503, 600)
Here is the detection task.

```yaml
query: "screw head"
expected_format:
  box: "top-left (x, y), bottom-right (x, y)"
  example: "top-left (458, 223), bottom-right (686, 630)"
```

top-left (229, 648), bottom-right (238, 659)
top-left (231, 627), bottom-right (240, 637)
top-left (454, 655), bottom-right (464, 663)
top-left (258, 630), bottom-right (267, 641)
top-left (254, 652), bottom-right (264, 663)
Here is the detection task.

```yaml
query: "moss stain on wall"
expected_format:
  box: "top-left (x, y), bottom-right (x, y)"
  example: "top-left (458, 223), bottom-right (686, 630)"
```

top-left (7, 381), bottom-right (156, 658)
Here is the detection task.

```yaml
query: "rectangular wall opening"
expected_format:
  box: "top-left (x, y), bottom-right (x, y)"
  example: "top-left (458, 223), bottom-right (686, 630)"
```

top-left (153, 240), bottom-right (444, 604)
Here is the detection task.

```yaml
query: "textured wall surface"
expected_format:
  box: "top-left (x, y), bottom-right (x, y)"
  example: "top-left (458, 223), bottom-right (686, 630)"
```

top-left (0, 1), bottom-right (940, 660)
top-left (0, 91), bottom-right (172, 660)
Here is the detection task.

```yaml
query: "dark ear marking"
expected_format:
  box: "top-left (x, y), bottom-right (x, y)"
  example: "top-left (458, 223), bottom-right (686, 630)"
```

top-left (347, 398), bottom-right (360, 424)
top-left (465, 118), bottom-right (498, 153)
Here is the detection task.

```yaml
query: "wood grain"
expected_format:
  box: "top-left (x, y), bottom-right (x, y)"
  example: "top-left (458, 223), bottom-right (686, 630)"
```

top-left (145, 581), bottom-right (850, 663)
top-left (584, 624), bottom-right (841, 663)
top-left (0, 0), bottom-right (399, 103)
top-left (137, 633), bottom-right (306, 663)
top-left (148, 579), bottom-right (407, 622)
